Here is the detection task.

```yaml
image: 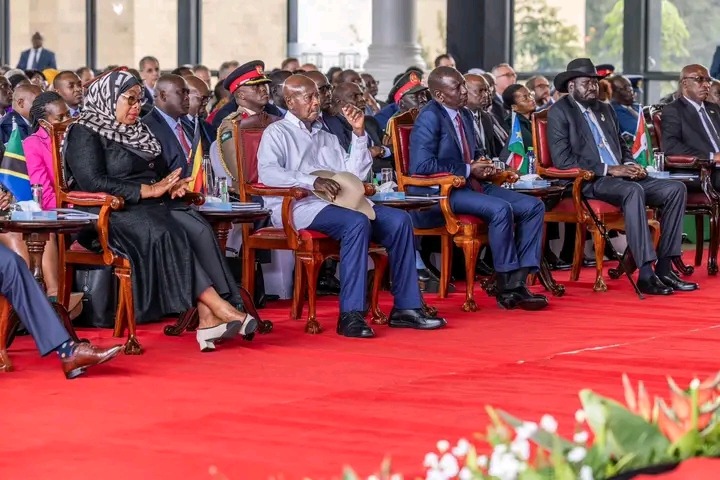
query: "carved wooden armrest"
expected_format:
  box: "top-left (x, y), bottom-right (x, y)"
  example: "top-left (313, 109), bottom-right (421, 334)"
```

top-left (61, 191), bottom-right (125, 265)
top-left (364, 183), bottom-right (376, 196)
top-left (404, 173), bottom-right (466, 188)
top-left (491, 171), bottom-right (518, 186)
top-left (280, 187), bottom-right (312, 248)
top-left (539, 167), bottom-right (595, 180)
top-left (246, 183), bottom-right (308, 197)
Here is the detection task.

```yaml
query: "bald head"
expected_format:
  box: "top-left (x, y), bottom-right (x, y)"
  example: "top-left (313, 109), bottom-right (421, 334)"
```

top-left (428, 66), bottom-right (468, 110)
top-left (465, 74), bottom-right (491, 111)
top-left (301, 71), bottom-right (332, 111)
top-left (184, 74), bottom-right (210, 117)
top-left (680, 64), bottom-right (711, 103)
top-left (332, 81), bottom-right (365, 113)
top-left (154, 74), bottom-right (190, 119)
top-left (13, 84), bottom-right (41, 120)
top-left (284, 74), bottom-right (321, 123)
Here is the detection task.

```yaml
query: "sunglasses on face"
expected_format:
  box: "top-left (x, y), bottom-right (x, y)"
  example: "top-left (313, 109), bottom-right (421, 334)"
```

top-left (120, 92), bottom-right (147, 106)
top-left (683, 76), bottom-right (712, 85)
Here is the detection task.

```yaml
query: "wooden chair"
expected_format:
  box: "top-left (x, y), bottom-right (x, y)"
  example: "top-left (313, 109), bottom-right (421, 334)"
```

top-left (531, 110), bottom-right (660, 292)
top-left (649, 104), bottom-right (720, 275)
top-left (389, 109), bottom-right (453, 298)
top-left (234, 113), bottom-right (389, 333)
top-left (48, 119), bottom-right (144, 354)
top-left (387, 109), bottom-right (517, 311)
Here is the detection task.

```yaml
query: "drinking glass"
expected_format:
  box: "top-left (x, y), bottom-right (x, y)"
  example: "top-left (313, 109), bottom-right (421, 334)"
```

top-left (653, 151), bottom-right (665, 172)
top-left (380, 168), bottom-right (394, 185)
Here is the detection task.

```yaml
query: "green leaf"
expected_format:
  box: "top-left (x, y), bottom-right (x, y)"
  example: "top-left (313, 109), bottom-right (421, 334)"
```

top-left (496, 409), bottom-right (575, 452)
top-left (342, 466), bottom-right (359, 480)
top-left (669, 429), bottom-right (701, 460)
top-left (580, 389), bottom-right (672, 469)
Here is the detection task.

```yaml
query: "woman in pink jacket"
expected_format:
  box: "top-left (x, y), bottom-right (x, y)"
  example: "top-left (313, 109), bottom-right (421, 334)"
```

top-left (21, 91), bottom-right (82, 317)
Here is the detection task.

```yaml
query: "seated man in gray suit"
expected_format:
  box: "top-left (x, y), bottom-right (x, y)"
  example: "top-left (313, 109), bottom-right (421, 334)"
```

top-left (547, 58), bottom-right (695, 295)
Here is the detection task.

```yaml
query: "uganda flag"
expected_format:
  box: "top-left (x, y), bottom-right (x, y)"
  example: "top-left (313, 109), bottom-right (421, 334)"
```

top-left (0, 126), bottom-right (31, 201)
top-left (187, 120), bottom-right (206, 193)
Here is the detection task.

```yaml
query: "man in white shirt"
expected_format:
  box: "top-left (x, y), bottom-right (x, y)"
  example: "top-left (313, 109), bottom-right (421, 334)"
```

top-left (257, 75), bottom-right (446, 338)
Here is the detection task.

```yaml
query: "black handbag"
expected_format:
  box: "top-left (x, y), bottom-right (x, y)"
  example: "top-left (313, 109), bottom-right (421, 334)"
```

top-left (73, 267), bottom-right (118, 328)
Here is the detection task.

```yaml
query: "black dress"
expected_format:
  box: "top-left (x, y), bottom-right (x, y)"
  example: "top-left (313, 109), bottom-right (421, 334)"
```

top-left (64, 124), bottom-right (241, 324)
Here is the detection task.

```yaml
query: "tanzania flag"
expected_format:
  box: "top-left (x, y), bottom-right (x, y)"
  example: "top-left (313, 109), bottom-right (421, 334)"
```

top-left (0, 127), bottom-right (31, 201)
top-left (188, 121), bottom-right (206, 193)
top-left (506, 111), bottom-right (527, 174)
top-left (631, 106), bottom-right (652, 167)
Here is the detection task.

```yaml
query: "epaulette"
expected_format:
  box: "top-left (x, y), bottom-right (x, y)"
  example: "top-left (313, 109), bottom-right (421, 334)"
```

top-left (215, 120), bottom-right (237, 182)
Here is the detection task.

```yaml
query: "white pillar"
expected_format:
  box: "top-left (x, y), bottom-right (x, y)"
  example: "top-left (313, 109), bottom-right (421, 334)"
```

top-left (363, 0), bottom-right (427, 100)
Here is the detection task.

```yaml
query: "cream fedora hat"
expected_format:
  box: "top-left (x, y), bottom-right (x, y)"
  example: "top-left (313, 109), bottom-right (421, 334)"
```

top-left (311, 170), bottom-right (376, 220)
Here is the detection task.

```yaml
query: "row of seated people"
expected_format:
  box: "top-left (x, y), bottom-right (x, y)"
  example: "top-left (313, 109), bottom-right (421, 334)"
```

top-left (4, 58), bottom-right (715, 376)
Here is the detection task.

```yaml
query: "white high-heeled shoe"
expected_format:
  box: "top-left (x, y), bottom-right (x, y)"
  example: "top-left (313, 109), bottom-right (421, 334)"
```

top-left (195, 315), bottom-right (257, 352)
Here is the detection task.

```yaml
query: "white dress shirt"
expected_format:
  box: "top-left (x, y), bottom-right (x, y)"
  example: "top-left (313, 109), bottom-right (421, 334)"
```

top-left (26, 48), bottom-right (42, 69)
top-left (257, 110), bottom-right (372, 229)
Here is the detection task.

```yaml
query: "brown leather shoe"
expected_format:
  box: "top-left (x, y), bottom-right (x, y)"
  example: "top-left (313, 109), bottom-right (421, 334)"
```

top-left (61, 343), bottom-right (123, 379)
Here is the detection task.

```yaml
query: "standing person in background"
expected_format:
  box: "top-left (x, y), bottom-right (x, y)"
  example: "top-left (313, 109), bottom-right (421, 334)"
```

top-left (17, 33), bottom-right (56, 70)
top-left (139, 56), bottom-right (160, 107)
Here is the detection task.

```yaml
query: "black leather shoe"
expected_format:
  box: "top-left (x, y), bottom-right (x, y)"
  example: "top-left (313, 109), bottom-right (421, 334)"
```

top-left (417, 268), bottom-right (433, 282)
top-left (657, 271), bottom-right (698, 292)
top-left (637, 275), bottom-right (674, 295)
top-left (583, 258), bottom-right (597, 267)
top-left (388, 308), bottom-right (447, 330)
top-left (496, 286), bottom-right (549, 311)
top-left (337, 311), bottom-right (375, 338)
top-left (551, 259), bottom-right (572, 271)
top-left (318, 275), bottom-right (341, 296)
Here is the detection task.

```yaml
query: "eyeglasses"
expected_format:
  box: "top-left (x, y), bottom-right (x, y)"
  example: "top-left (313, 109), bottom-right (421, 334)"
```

top-left (683, 76), bottom-right (712, 85)
top-left (120, 92), bottom-right (147, 106)
top-left (318, 84), bottom-right (333, 94)
top-left (190, 93), bottom-right (212, 103)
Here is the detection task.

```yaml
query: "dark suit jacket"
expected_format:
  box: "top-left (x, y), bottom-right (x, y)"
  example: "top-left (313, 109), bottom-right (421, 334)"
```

top-left (143, 87), bottom-right (154, 108)
top-left (711, 46), bottom-right (720, 79)
top-left (661, 97), bottom-right (720, 158)
top-left (16, 48), bottom-right (56, 70)
top-left (209, 98), bottom-right (283, 129)
top-left (490, 96), bottom-right (509, 133)
top-left (322, 113), bottom-right (353, 152)
top-left (547, 95), bottom-right (632, 177)
top-left (0, 112), bottom-right (31, 144)
top-left (142, 107), bottom-right (195, 176)
top-left (374, 103), bottom-right (399, 130)
top-left (409, 99), bottom-right (478, 178)
top-left (365, 115), bottom-right (393, 172)
top-left (472, 109), bottom-right (503, 158)
top-left (611, 101), bottom-right (641, 136)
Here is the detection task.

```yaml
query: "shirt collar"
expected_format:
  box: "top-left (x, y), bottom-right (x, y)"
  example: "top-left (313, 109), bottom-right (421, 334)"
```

top-left (684, 96), bottom-right (704, 111)
top-left (442, 104), bottom-right (459, 121)
top-left (155, 106), bottom-right (180, 131)
top-left (284, 110), bottom-right (322, 133)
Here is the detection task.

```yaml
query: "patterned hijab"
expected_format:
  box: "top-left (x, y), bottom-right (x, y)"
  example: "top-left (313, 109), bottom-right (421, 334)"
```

top-left (71, 68), bottom-right (161, 160)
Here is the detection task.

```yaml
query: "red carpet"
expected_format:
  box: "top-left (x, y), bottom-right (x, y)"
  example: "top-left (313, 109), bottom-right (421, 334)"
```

top-left (1, 257), bottom-right (720, 479)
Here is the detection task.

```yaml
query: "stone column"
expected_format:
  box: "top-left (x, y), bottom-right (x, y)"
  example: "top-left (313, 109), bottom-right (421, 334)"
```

top-left (363, 0), bottom-right (426, 100)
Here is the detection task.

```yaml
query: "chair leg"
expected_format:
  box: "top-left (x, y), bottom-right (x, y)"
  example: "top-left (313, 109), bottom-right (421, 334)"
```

top-left (695, 215), bottom-right (704, 267)
top-left (709, 208), bottom-right (719, 275)
top-left (570, 222), bottom-right (584, 281)
top-left (301, 253), bottom-right (324, 334)
top-left (591, 228), bottom-right (607, 292)
top-left (0, 297), bottom-right (12, 372)
top-left (241, 246), bottom-right (256, 298)
top-left (291, 255), bottom-right (305, 320)
top-left (458, 232), bottom-right (480, 312)
top-left (59, 261), bottom-right (74, 309)
top-left (439, 234), bottom-right (451, 298)
top-left (115, 267), bottom-right (141, 355)
top-left (369, 252), bottom-right (388, 325)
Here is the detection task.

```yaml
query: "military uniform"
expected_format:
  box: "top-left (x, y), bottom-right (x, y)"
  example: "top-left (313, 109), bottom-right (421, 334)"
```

top-left (207, 60), bottom-right (271, 192)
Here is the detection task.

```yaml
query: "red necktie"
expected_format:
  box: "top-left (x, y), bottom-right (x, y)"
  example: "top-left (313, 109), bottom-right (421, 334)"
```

top-left (455, 114), bottom-right (472, 164)
top-left (176, 122), bottom-right (191, 158)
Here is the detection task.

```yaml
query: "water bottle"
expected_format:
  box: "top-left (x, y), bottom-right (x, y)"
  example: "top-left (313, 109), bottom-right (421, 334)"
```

top-left (526, 147), bottom-right (537, 175)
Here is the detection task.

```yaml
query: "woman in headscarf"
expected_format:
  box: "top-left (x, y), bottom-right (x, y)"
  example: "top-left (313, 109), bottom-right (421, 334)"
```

top-left (63, 68), bottom-right (256, 352)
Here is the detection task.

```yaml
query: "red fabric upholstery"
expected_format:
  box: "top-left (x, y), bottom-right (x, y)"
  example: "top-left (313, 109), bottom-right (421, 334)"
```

top-left (398, 125), bottom-right (413, 174)
top-left (687, 192), bottom-right (712, 206)
top-left (651, 109), bottom-right (663, 149)
top-left (411, 173), bottom-right (455, 178)
top-left (456, 214), bottom-right (485, 225)
top-left (240, 130), bottom-right (264, 184)
top-left (534, 114), bottom-right (553, 168)
top-left (551, 198), bottom-right (621, 215)
top-left (69, 241), bottom-right (91, 252)
top-left (299, 229), bottom-right (330, 240)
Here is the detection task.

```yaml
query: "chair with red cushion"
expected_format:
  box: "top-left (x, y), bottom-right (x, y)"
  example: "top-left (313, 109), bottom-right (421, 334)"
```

top-left (390, 108), bottom-right (516, 311)
top-left (235, 113), bottom-right (389, 333)
top-left (650, 104), bottom-right (719, 275)
top-left (532, 110), bottom-right (660, 292)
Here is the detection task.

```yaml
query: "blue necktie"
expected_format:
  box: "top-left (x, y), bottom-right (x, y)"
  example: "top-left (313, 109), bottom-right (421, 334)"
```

top-left (584, 110), bottom-right (617, 166)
